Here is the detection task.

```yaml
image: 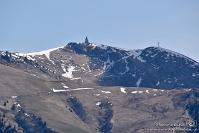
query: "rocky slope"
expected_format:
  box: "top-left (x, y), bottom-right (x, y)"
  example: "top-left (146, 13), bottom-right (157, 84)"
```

top-left (65, 42), bottom-right (199, 89)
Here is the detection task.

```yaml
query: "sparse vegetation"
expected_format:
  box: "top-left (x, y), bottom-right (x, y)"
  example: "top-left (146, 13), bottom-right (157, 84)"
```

top-left (15, 109), bottom-right (58, 133)
top-left (0, 112), bottom-right (16, 133)
top-left (67, 96), bottom-right (88, 122)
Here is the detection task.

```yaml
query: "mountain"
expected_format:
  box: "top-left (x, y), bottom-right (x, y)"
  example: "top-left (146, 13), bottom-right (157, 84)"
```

top-left (1, 41), bottom-right (198, 89)
top-left (0, 40), bottom-right (198, 133)
top-left (66, 42), bottom-right (199, 89)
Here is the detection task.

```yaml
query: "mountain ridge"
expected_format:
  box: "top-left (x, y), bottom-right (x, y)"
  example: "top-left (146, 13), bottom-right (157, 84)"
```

top-left (1, 41), bottom-right (199, 89)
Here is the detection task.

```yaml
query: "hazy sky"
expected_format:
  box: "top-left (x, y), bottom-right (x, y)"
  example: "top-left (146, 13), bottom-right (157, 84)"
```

top-left (0, 0), bottom-right (199, 61)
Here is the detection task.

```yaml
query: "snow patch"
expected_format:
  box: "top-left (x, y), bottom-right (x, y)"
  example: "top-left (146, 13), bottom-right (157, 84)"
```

top-left (0, 51), bottom-right (6, 56)
top-left (52, 88), bottom-right (67, 92)
top-left (101, 90), bottom-right (111, 94)
top-left (89, 43), bottom-right (97, 49)
top-left (131, 90), bottom-right (143, 94)
top-left (26, 55), bottom-right (35, 61)
top-left (72, 88), bottom-right (94, 91)
top-left (131, 91), bottom-right (138, 94)
top-left (16, 103), bottom-right (21, 108)
top-left (70, 77), bottom-right (81, 80)
top-left (24, 113), bottom-right (30, 117)
top-left (192, 73), bottom-right (199, 77)
top-left (156, 81), bottom-right (160, 86)
top-left (94, 94), bottom-right (100, 96)
top-left (19, 46), bottom-right (63, 60)
top-left (138, 91), bottom-right (143, 93)
top-left (11, 96), bottom-right (17, 99)
top-left (185, 88), bottom-right (192, 92)
top-left (52, 88), bottom-right (94, 93)
top-left (129, 50), bottom-right (146, 62)
top-left (30, 74), bottom-right (37, 77)
top-left (61, 83), bottom-right (69, 88)
top-left (120, 87), bottom-right (127, 94)
top-left (96, 102), bottom-right (101, 106)
top-left (61, 65), bottom-right (79, 79)
top-left (136, 77), bottom-right (142, 87)
top-left (103, 57), bottom-right (114, 70)
top-left (120, 58), bottom-right (130, 75)
top-left (63, 85), bottom-right (69, 89)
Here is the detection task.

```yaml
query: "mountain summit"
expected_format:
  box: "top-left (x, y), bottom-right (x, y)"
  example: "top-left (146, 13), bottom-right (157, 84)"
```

top-left (1, 41), bottom-right (199, 89)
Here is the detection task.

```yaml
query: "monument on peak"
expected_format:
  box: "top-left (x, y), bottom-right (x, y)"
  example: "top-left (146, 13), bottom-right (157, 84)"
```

top-left (85, 36), bottom-right (89, 45)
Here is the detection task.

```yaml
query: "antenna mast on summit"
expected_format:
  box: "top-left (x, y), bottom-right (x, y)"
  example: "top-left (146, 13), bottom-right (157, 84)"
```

top-left (157, 41), bottom-right (160, 48)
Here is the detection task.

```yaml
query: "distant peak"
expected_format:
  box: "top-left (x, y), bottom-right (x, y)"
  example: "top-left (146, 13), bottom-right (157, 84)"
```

top-left (144, 46), bottom-right (199, 64)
